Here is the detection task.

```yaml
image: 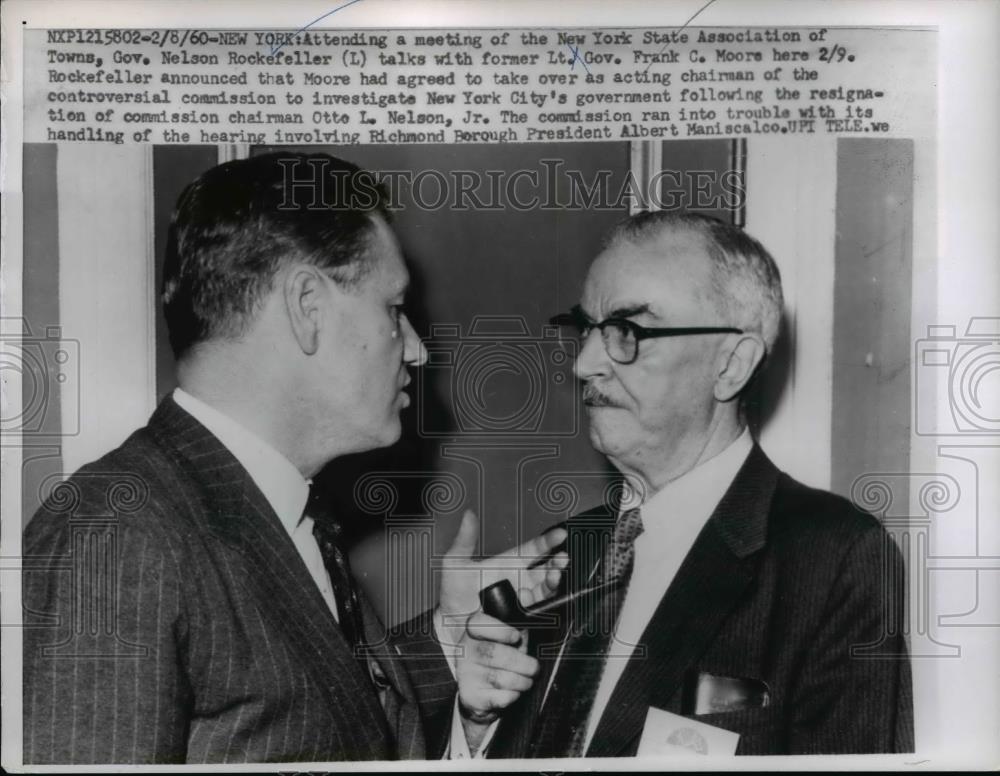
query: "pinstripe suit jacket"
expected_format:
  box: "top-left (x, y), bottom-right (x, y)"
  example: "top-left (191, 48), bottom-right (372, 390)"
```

top-left (489, 445), bottom-right (914, 757)
top-left (22, 397), bottom-right (456, 764)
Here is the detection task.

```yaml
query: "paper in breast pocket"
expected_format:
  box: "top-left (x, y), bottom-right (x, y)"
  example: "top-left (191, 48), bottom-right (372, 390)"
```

top-left (636, 706), bottom-right (739, 757)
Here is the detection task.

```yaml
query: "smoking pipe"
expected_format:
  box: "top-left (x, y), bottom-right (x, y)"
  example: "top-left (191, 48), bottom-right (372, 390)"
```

top-left (478, 577), bottom-right (619, 628)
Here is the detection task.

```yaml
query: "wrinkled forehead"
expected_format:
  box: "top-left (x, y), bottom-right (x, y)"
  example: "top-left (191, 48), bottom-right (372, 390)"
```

top-left (582, 228), bottom-right (715, 320)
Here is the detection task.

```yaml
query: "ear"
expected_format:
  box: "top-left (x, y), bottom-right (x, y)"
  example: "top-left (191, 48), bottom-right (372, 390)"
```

top-left (283, 265), bottom-right (324, 356)
top-left (713, 333), bottom-right (766, 402)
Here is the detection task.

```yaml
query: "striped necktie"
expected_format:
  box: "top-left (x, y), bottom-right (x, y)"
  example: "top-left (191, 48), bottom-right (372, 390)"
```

top-left (532, 507), bottom-right (644, 757)
top-left (306, 487), bottom-right (410, 748)
top-left (306, 487), bottom-right (366, 653)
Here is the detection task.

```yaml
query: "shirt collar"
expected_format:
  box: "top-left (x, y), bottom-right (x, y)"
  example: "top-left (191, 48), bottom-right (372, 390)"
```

top-left (173, 388), bottom-right (310, 534)
top-left (623, 429), bottom-right (754, 548)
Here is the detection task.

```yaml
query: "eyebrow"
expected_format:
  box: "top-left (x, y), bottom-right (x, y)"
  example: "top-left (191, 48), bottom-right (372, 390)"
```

top-left (573, 302), bottom-right (653, 322)
top-left (392, 277), bottom-right (410, 299)
top-left (608, 303), bottom-right (652, 320)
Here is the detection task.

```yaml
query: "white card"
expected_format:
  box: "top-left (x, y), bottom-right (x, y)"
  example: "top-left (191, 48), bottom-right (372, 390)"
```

top-left (636, 706), bottom-right (740, 757)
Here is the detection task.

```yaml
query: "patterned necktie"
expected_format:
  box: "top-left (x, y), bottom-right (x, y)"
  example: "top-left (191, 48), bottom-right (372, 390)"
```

top-left (532, 507), bottom-right (644, 758)
top-left (306, 487), bottom-right (366, 653)
top-left (307, 489), bottom-right (408, 743)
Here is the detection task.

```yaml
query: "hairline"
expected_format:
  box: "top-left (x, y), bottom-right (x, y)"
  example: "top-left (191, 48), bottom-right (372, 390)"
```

top-left (604, 214), bottom-right (781, 352)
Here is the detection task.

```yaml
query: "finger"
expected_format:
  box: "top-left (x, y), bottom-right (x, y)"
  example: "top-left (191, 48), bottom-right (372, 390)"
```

top-left (481, 668), bottom-right (533, 693)
top-left (443, 509), bottom-right (479, 560)
top-left (546, 553), bottom-right (569, 588)
top-left (519, 549), bottom-right (568, 586)
top-left (491, 526), bottom-right (568, 568)
top-left (515, 566), bottom-right (549, 592)
top-left (496, 551), bottom-right (570, 603)
top-left (491, 690), bottom-right (520, 710)
top-left (466, 611), bottom-right (522, 645)
top-left (467, 638), bottom-right (539, 677)
top-left (517, 561), bottom-right (568, 607)
top-left (520, 581), bottom-right (550, 608)
top-left (536, 552), bottom-right (568, 590)
top-left (522, 526), bottom-right (568, 561)
top-left (470, 640), bottom-right (540, 678)
top-left (461, 689), bottom-right (520, 716)
top-left (459, 705), bottom-right (498, 725)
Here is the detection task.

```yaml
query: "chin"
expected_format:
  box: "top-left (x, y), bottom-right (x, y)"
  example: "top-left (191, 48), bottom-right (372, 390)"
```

top-left (587, 408), bottom-right (614, 439)
top-left (587, 421), bottom-right (617, 459)
top-left (351, 414), bottom-right (402, 454)
top-left (378, 415), bottom-right (404, 447)
top-left (587, 415), bottom-right (636, 461)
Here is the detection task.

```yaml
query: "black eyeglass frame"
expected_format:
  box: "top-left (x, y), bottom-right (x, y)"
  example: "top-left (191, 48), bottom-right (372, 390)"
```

top-left (549, 307), bottom-right (744, 365)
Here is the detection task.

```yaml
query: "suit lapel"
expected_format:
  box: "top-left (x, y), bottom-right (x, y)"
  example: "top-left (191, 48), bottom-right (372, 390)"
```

top-left (486, 506), bottom-right (617, 757)
top-left (536, 502), bottom-right (617, 670)
top-left (585, 446), bottom-right (779, 757)
top-left (147, 398), bottom-right (386, 724)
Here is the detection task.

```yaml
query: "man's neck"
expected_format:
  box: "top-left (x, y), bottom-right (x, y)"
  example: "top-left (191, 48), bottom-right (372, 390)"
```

top-left (616, 416), bottom-right (747, 500)
top-left (177, 351), bottom-right (320, 478)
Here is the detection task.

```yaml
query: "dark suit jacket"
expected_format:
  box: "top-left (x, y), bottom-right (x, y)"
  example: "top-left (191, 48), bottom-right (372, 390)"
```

top-left (22, 397), bottom-right (455, 764)
top-left (490, 445), bottom-right (914, 757)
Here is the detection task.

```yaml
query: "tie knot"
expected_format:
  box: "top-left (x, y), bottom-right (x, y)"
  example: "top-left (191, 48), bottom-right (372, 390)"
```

top-left (600, 507), bottom-right (643, 583)
top-left (305, 485), bottom-right (340, 536)
top-left (613, 507), bottom-right (644, 547)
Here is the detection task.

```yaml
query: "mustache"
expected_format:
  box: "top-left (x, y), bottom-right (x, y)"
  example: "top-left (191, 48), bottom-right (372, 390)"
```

top-left (582, 383), bottom-right (617, 407)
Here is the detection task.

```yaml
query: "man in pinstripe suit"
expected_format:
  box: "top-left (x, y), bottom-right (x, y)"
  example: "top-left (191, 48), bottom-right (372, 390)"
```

top-left (22, 153), bottom-right (564, 764)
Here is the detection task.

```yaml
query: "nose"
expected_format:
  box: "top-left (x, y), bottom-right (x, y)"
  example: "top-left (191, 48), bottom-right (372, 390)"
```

top-left (400, 313), bottom-right (427, 367)
top-left (573, 326), bottom-right (610, 382)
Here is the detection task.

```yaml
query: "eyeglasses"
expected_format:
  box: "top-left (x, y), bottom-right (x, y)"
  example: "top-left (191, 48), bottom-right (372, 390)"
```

top-left (550, 305), bottom-right (743, 365)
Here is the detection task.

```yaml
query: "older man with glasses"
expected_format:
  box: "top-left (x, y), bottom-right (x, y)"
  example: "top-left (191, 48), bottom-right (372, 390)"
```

top-left (457, 210), bottom-right (913, 758)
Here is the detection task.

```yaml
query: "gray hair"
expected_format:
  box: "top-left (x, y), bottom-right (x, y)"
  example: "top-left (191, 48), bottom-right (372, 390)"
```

top-left (606, 211), bottom-right (784, 355)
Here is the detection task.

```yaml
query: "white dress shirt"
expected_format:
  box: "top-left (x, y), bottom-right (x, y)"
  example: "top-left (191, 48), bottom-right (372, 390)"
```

top-left (173, 388), bottom-right (338, 618)
top-left (579, 429), bottom-right (755, 751)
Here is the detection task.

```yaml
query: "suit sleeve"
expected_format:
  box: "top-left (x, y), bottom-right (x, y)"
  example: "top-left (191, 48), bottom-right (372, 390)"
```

top-left (23, 513), bottom-right (192, 764)
top-left (788, 523), bottom-right (914, 753)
